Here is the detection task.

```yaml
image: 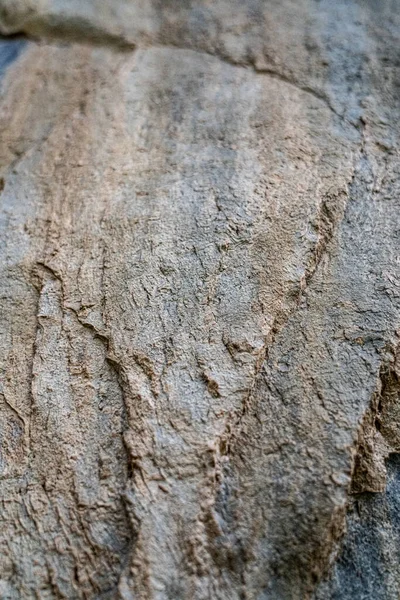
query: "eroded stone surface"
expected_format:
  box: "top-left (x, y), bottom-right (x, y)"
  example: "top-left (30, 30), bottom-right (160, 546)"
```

top-left (0, 1), bottom-right (399, 599)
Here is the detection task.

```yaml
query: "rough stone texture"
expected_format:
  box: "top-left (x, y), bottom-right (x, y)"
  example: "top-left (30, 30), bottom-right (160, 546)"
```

top-left (0, 1), bottom-right (399, 599)
top-left (315, 454), bottom-right (400, 600)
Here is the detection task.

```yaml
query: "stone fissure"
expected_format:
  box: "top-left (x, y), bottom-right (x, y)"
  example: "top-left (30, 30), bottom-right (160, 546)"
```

top-left (31, 260), bottom-right (138, 596)
top-left (220, 121), bottom-right (365, 458)
top-left (351, 343), bottom-right (400, 494)
top-left (0, 28), bottom-right (346, 128)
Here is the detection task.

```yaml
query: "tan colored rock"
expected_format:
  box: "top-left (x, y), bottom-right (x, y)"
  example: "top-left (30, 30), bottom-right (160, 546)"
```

top-left (0, 1), bottom-right (399, 599)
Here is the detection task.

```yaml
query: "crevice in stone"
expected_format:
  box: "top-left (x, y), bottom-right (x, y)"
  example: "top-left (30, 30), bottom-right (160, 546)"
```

top-left (33, 260), bottom-right (138, 595)
top-left (1, 28), bottom-right (353, 131)
top-left (251, 65), bottom-right (338, 116)
top-left (351, 342), bottom-right (400, 494)
top-left (67, 308), bottom-right (139, 595)
top-left (151, 41), bottom-right (353, 126)
top-left (0, 20), bottom-right (135, 50)
top-left (218, 120), bottom-right (366, 459)
top-left (202, 117), bottom-right (369, 593)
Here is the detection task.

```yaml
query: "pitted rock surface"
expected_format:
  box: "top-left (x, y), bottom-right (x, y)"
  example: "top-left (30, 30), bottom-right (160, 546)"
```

top-left (0, 1), bottom-right (399, 599)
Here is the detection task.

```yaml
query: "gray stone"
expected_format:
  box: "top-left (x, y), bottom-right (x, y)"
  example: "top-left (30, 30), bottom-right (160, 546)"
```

top-left (0, 1), bottom-right (399, 598)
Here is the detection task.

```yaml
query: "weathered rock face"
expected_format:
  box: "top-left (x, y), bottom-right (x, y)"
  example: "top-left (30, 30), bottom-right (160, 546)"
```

top-left (0, 1), bottom-right (399, 599)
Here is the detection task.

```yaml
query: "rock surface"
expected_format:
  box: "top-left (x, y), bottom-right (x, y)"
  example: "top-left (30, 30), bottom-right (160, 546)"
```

top-left (0, 1), bottom-right (399, 599)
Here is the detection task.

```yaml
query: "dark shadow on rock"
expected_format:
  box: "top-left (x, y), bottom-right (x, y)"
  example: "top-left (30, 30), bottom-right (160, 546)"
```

top-left (0, 35), bottom-right (26, 78)
top-left (315, 454), bottom-right (400, 600)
